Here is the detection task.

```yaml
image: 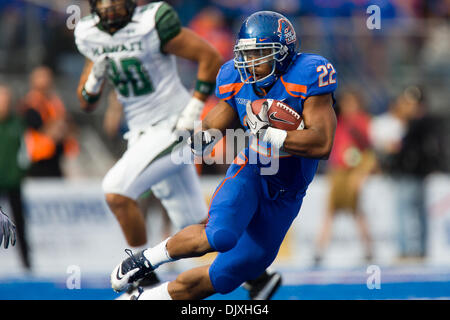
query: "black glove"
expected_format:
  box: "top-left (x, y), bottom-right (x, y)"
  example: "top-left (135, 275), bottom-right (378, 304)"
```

top-left (0, 207), bottom-right (16, 249)
top-left (187, 130), bottom-right (216, 156)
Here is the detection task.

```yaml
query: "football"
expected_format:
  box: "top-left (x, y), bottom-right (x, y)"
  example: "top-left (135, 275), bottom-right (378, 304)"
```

top-left (250, 99), bottom-right (304, 131)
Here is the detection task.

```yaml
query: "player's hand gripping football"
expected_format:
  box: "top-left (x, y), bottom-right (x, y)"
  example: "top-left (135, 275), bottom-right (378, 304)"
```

top-left (246, 101), bottom-right (270, 137)
top-left (0, 207), bottom-right (16, 249)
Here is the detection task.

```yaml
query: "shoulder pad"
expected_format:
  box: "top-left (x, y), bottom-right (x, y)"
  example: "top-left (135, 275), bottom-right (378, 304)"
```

top-left (74, 15), bottom-right (100, 60)
top-left (127, 2), bottom-right (164, 35)
top-left (215, 60), bottom-right (243, 101)
top-left (287, 53), bottom-right (337, 98)
top-left (74, 14), bottom-right (98, 41)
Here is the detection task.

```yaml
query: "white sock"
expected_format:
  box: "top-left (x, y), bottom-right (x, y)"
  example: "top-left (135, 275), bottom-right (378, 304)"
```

top-left (132, 243), bottom-right (149, 252)
top-left (143, 237), bottom-right (174, 269)
top-left (139, 281), bottom-right (172, 300)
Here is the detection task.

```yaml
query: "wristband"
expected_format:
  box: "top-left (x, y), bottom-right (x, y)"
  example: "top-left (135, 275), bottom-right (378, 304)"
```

top-left (81, 87), bottom-right (101, 104)
top-left (195, 79), bottom-right (215, 96)
top-left (261, 127), bottom-right (287, 149)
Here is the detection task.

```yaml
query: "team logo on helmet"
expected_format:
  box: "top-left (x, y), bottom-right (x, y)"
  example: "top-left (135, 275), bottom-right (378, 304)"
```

top-left (277, 18), bottom-right (296, 45)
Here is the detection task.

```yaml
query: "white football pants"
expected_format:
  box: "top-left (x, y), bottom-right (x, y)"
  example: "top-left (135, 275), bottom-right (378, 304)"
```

top-left (102, 118), bottom-right (207, 229)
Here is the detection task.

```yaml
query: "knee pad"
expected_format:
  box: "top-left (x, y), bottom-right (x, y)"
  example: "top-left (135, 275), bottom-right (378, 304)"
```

top-left (207, 228), bottom-right (238, 253)
top-left (211, 272), bottom-right (240, 294)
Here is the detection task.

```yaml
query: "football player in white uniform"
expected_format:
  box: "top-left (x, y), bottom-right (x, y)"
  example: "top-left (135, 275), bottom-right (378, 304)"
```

top-left (75, 0), bottom-right (221, 248)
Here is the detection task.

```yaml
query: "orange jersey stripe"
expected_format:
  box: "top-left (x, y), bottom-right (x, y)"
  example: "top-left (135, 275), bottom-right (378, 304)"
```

top-left (219, 82), bottom-right (245, 101)
top-left (218, 76), bottom-right (252, 101)
top-left (206, 152), bottom-right (249, 224)
top-left (280, 76), bottom-right (307, 98)
top-left (219, 82), bottom-right (244, 95)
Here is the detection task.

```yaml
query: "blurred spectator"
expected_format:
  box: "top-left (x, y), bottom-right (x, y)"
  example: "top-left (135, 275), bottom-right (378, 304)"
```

top-left (0, 85), bottom-right (31, 269)
top-left (169, 0), bottom-right (212, 25)
top-left (314, 90), bottom-right (376, 267)
top-left (19, 66), bottom-right (79, 177)
top-left (271, 0), bottom-right (301, 16)
top-left (0, 4), bottom-right (23, 72)
top-left (208, 0), bottom-right (263, 21)
top-left (189, 6), bottom-right (235, 60)
top-left (386, 86), bottom-right (448, 260)
top-left (370, 86), bottom-right (422, 171)
top-left (391, 104), bottom-right (450, 177)
top-left (371, 86), bottom-right (430, 261)
top-left (419, 1), bottom-right (450, 103)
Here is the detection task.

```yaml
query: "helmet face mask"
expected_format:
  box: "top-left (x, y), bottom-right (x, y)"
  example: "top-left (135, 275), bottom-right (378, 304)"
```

top-left (234, 42), bottom-right (288, 85)
top-left (233, 11), bottom-right (298, 88)
top-left (90, 0), bottom-right (136, 34)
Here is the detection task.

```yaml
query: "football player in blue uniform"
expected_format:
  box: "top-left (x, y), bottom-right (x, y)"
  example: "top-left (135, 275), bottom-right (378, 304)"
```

top-left (110, 11), bottom-right (337, 300)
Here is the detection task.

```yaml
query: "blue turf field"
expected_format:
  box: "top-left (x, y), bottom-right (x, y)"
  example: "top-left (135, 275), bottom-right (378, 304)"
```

top-left (1, 280), bottom-right (449, 300)
top-left (1, 267), bottom-right (449, 300)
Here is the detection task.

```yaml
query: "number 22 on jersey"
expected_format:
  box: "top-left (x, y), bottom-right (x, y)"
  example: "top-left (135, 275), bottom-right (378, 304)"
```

top-left (316, 63), bottom-right (336, 87)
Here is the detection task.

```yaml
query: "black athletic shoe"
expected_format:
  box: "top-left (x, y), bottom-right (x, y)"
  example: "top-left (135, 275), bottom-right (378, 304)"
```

top-left (126, 271), bottom-right (161, 292)
top-left (137, 272), bottom-right (161, 287)
top-left (111, 248), bottom-right (155, 292)
top-left (243, 269), bottom-right (282, 300)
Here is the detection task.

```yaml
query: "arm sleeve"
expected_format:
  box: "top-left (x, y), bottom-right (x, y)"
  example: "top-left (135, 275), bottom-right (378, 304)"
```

top-left (155, 2), bottom-right (182, 53)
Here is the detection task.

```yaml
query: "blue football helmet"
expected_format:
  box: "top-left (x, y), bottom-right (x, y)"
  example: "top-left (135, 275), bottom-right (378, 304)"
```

top-left (234, 11), bottom-right (299, 88)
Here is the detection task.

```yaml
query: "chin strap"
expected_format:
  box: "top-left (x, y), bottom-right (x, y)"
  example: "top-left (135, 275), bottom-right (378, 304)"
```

top-left (254, 65), bottom-right (281, 90)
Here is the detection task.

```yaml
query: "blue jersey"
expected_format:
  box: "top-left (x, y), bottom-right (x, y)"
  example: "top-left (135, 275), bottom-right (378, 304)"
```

top-left (215, 52), bottom-right (338, 192)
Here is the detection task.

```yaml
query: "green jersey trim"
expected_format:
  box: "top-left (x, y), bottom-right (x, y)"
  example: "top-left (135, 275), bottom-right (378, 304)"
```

top-left (155, 2), bottom-right (182, 53)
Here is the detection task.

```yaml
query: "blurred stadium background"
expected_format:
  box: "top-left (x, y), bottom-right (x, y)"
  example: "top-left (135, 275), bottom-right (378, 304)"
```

top-left (0, 0), bottom-right (449, 300)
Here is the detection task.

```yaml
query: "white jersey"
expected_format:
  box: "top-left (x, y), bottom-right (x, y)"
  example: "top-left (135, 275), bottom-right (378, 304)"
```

top-left (75, 2), bottom-right (190, 131)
